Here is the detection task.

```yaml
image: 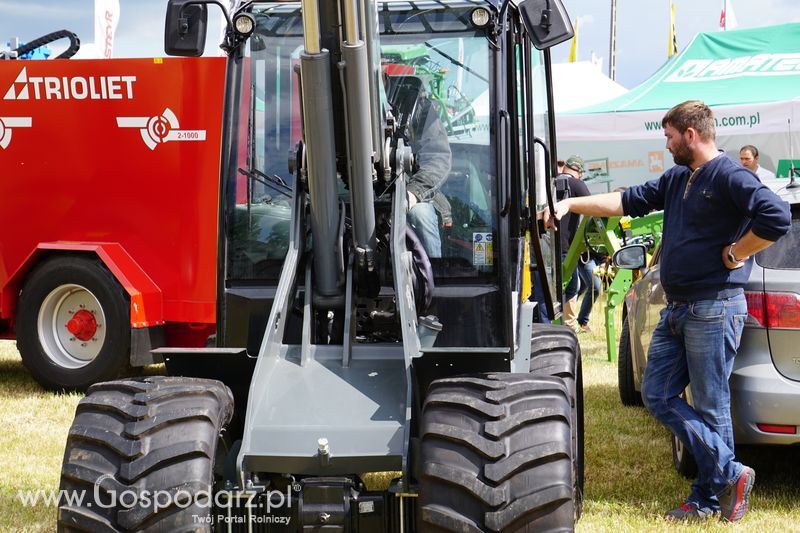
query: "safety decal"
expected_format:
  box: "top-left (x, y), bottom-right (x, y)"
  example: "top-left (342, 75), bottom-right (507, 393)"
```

top-left (473, 232), bottom-right (493, 266)
top-left (0, 116), bottom-right (32, 149)
top-left (117, 107), bottom-right (206, 150)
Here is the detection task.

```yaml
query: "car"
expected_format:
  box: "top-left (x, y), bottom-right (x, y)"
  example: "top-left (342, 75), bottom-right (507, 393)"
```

top-left (615, 179), bottom-right (800, 476)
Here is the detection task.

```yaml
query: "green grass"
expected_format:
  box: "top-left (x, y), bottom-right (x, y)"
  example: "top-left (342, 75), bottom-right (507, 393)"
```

top-left (0, 340), bottom-right (81, 532)
top-left (576, 299), bottom-right (800, 531)
top-left (1, 303), bottom-right (799, 530)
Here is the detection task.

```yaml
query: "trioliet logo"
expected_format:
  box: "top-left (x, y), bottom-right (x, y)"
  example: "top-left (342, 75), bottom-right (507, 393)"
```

top-left (3, 67), bottom-right (136, 101)
top-left (117, 108), bottom-right (207, 150)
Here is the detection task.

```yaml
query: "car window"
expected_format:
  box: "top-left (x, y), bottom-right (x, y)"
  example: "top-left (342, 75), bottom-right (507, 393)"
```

top-left (756, 204), bottom-right (800, 269)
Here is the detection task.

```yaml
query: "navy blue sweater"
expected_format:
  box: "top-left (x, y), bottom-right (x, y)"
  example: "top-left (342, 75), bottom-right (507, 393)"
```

top-left (622, 153), bottom-right (791, 300)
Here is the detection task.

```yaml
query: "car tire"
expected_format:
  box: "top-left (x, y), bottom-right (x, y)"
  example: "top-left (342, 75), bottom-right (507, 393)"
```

top-left (618, 318), bottom-right (643, 406)
top-left (58, 376), bottom-right (234, 531)
top-left (529, 323), bottom-right (584, 518)
top-left (16, 255), bottom-right (131, 390)
top-left (670, 427), bottom-right (698, 479)
top-left (419, 373), bottom-right (575, 531)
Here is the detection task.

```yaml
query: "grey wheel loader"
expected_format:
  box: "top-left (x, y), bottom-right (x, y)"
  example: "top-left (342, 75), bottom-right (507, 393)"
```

top-left (58, 0), bottom-right (583, 530)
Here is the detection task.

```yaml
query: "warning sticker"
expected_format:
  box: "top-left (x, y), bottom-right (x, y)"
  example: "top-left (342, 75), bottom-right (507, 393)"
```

top-left (473, 232), bottom-right (493, 266)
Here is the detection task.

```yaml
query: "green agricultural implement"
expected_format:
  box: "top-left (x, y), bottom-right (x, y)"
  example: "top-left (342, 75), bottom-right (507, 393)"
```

top-left (562, 211), bottom-right (664, 361)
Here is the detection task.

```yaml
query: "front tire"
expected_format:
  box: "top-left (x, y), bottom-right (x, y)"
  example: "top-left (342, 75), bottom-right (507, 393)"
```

top-left (58, 376), bottom-right (234, 532)
top-left (419, 373), bottom-right (575, 532)
top-left (618, 318), bottom-right (643, 406)
top-left (529, 324), bottom-right (584, 517)
top-left (16, 255), bottom-right (131, 390)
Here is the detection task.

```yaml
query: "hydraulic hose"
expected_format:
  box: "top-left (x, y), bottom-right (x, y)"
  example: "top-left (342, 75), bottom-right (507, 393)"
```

top-left (14, 30), bottom-right (81, 59)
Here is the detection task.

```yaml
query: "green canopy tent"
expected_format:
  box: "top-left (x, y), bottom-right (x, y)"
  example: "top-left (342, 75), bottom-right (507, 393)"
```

top-left (557, 23), bottom-right (800, 190)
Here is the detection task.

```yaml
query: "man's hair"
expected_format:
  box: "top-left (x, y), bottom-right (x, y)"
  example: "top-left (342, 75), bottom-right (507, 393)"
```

top-left (740, 144), bottom-right (759, 157)
top-left (661, 100), bottom-right (716, 141)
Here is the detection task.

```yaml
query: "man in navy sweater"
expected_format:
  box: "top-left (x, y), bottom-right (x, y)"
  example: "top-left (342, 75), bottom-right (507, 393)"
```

top-left (544, 101), bottom-right (790, 522)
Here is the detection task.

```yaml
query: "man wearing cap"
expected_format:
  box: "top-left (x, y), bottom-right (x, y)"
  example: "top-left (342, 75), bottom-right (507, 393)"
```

top-left (557, 156), bottom-right (592, 330)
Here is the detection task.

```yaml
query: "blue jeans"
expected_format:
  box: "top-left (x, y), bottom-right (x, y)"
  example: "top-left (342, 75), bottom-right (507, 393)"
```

top-left (577, 259), bottom-right (600, 326)
top-left (407, 202), bottom-right (441, 258)
top-left (564, 258), bottom-right (600, 326)
top-left (533, 270), bottom-right (550, 323)
top-left (641, 294), bottom-right (748, 511)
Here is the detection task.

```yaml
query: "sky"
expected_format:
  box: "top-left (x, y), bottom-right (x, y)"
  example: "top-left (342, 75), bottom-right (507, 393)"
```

top-left (2, 0), bottom-right (800, 88)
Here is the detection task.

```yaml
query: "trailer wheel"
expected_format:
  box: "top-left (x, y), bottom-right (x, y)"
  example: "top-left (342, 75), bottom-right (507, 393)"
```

top-left (419, 373), bottom-right (575, 532)
top-left (529, 323), bottom-right (584, 518)
top-left (58, 376), bottom-right (234, 532)
top-left (16, 256), bottom-right (131, 390)
top-left (618, 319), bottom-right (643, 406)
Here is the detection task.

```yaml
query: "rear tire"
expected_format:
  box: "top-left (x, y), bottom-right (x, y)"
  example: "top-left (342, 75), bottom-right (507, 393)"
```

top-left (419, 373), bottom-right (575, 532)
top-left (17, 255), bottom-right (131, 390)
top-left (529, 323), bottom-right (584, 518)
top-left (58, 376), bottom-right (234, 532)
top-left (618, 318), bottom-right (643, 406)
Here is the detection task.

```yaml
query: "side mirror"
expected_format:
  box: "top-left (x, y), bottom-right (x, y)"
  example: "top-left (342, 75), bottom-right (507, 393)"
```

top-left (519, 0), bottom-right (574, 50)
top-left (165, 0), bottom-right (208, 57)
top-left (612, 244), bottom-right (647, 270)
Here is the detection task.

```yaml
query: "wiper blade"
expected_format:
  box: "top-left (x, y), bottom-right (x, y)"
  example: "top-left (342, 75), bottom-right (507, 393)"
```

top-left (238, 167), bottom-right (293, 198)
top-left (423, 42), bottom-right (489, 83)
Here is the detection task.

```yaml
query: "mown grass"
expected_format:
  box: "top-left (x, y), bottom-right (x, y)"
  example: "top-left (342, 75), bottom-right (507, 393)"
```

top-left (0, 340), bottom-right (81, 532)
top-left (576, 299), bottom-right (800, 531)
top-left (1, 299), bottom-right (799, 531)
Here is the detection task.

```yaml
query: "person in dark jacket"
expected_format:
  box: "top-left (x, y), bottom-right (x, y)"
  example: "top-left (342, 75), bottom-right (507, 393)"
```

top-left (405, 97), bottom-right (452, 258)
top-left (543, 100), bottom-right (790, 522)
top-left (556, 155), bottom-right (592, 330)
top-left (385, 70), bottom-right (452, 259)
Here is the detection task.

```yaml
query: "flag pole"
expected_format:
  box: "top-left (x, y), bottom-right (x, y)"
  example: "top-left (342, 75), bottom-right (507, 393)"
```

top-left (608, 0), bottom-right (617, 80)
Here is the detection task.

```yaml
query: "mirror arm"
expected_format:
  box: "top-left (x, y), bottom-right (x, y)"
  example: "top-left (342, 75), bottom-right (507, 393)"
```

top-left (540, 0), bottom-right (552, 30)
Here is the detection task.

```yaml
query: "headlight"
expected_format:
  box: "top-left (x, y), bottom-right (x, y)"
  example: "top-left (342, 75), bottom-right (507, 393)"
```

top-left (470, 7), bottom-right (492, 28)
top-left (233, 13), bottom-right (256, 38)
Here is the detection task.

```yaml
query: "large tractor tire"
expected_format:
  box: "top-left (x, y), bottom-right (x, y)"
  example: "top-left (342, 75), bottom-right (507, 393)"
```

top-left (617, 319), bottom-right (643, 407)
top-left (58, 376), bottom-right (234, 532)
top-left (419, 373), bottom-right (575, 532)
top-left (16, 255), bottom-right (132, 390)
top-left (529, 323), bottom-right (584, 517)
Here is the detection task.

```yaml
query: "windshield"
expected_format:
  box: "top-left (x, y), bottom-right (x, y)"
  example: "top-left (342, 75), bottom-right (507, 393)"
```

top-left (227, 2), bottom-right (494, 281)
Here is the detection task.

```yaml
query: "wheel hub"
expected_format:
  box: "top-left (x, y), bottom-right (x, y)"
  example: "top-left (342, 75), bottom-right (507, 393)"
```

top-left (38, 284), bottom-right (107, 368)
top-left (66, 309), bottom-right (98, 341)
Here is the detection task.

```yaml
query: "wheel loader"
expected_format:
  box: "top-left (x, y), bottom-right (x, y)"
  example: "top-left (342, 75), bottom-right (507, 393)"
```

top-left (57, 0), bottom-right (583, 530)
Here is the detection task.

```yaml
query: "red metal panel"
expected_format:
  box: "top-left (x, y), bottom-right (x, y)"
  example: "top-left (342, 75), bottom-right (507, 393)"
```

top-left (40, 242), bottom-right (163, 327)
top-left (0, 57), bottom-right (226, 328)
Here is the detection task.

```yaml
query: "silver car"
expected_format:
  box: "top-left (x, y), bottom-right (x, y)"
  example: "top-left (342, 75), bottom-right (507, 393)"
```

top-left (616, 181), bottom-right (800, 475)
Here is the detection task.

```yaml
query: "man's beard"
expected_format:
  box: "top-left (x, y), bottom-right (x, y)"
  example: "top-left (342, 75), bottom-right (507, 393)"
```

top-left (670, 138), bottom-right (692, 166)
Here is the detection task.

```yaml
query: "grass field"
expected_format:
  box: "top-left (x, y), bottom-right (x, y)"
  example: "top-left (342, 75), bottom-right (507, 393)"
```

top-left (1, 300), bottom-right (799, 531)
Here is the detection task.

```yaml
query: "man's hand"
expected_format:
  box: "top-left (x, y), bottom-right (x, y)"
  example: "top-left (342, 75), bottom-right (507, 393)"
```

top-left (722, 243), bottom-right (749, 270)
top-left (540, 199), bottom-right (571, 231)
top-left (407, 191), bottom-right (418, 210)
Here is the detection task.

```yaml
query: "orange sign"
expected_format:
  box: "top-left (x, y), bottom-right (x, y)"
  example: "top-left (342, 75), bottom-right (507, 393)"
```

top-left (648, 151), bottom-right (665, 173)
